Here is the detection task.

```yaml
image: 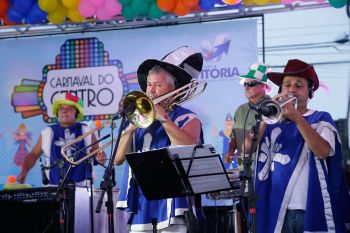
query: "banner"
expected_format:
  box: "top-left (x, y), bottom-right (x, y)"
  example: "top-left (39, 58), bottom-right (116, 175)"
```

top-left (0, 19), bottom-right (257, 195)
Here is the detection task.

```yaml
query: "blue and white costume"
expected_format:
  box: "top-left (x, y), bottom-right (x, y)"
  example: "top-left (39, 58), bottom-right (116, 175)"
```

top-left (116, 106), bottom-right (205, 232)
top-left (255, 110), bottom-right (350, 233)
top-left (41, 122), bottom-right (92, 185)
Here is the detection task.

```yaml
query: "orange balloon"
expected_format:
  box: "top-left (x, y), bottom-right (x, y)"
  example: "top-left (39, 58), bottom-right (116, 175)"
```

top-left (174, 0), bottom-right (190, 16)
top-left (157, 0), bottom-right (176, 12)
top-left (94, 120), bottom-right (102, 129)
top-left (0, 0), bottom-right (9, 16)
top-left (2, 15), bottom-right (15, 25)
top-left (8, 175), bottom-right (16, 184)
top-left (181, 0), bottom-right (199, 8)
top-left (222, 0), bottom-right (241, 4)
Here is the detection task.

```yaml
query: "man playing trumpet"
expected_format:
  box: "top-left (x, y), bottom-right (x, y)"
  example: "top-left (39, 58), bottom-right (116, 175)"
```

top-left (114, 46), bottom-right (205, 233)
top-left (244, 59), bottom-right (350, 233)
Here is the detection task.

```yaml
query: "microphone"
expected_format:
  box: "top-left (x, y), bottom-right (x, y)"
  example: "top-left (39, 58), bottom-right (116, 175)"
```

top-left (112, 105), bottom-right (136, 120)
top-left (249, 101), bottom-right (279, 118)
top-left (39, 157), bottom-right (49, 185)
top-left (76, 133), bottom-right (111, 155)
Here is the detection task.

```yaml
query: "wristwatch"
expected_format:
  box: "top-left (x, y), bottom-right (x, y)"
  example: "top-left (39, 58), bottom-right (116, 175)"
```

top-left (159, 114), bottom-right (170, 124)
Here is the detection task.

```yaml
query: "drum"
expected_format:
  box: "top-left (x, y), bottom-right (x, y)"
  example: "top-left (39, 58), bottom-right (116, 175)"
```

top-left (206, 169), bottom-right (243, 200)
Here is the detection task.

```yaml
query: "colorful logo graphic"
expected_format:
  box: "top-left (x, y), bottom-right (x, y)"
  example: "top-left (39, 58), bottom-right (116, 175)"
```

top-left (200, 33), bottom-right (231, 62)
top-left (11, 38), bottom-right (138, 123)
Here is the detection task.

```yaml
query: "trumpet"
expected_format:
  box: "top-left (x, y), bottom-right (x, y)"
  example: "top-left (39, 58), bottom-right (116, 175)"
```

top-left (261, 94), bottom-right (298, 124)
top-left (61, 80), bottom-right (207, 166)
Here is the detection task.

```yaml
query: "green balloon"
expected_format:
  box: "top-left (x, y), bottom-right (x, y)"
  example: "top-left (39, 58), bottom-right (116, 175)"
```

top-left (329, 0), bottom-right (347, 8)
top-left (131, 0), bottom-right (150, 15)
top-left (118, 0), bottom-right (132, 5)
top-left (148, 2), bottom-right (164, 18)
top-left (122, 5), bottom-right (136, 20)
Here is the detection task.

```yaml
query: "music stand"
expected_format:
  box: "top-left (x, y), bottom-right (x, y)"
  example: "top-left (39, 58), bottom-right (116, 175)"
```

top-left (125, 144), bottom-right (232, 200)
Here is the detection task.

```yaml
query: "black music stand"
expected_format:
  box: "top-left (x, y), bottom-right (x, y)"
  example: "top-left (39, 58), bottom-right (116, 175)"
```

top-left (125, 144), bottom-right (232, 200)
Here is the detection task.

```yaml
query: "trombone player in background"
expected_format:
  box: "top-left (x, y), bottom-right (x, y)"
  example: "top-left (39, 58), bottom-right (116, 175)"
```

top-left (17, 93), bottom-right (106, 185)
top-left (114, 46), bottom-right (205, 233)
top-left (244, 59), bottom-right (350, 233)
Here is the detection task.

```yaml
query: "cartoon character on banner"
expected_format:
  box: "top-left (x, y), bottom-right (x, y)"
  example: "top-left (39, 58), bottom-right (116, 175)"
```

top-left (12, 123), bottom-right (33, 166)
top-left (212, 113), bottom-right (235, 169)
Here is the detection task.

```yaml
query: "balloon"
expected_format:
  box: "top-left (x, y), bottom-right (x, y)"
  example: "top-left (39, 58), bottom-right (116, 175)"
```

top-left (105, 0), bottom-right (122, 16)
top-left (89, 0), bottom-right (107, 7)
top-left (62, 0), bottom-right (80, 9)
top-left (38, 0), bottom-right (58, 13)
top-left (7, 175), bottom-right (16, 184)
top-left (181, 0), bottom-right (199, 8)
top-left (148, 2), bottom-right (164, 18)
top-left (122, 4), bottom-right (136, 19)
top-left (2, 15), bottom-right (15, 25)
top-left (174, 0), bottom-right (190, 16)
top-left (118, 0), bottom-right (132, 5)
top-left (96, 6), bottom-right (113, 20)
top-left (14, 0), bottom-right (33, 14)
top-left (222, 0), bottom-right (240, 4)
top-left (157, 0), bottom-right (176, 12)
top-left (6, 6), bottom-right (24, 24)
top-left (281, 0), bottom-right (294, 3)
top-left (199, 0), bottom-right (215, 11)
top-left (68, 8), bottom-right (85, 22)
top-left (47, 4), bottom-right (66, 24)
top-left (131, 0), bottom-right (150, 15)
top-left (328, 0), bottom-right (347, 8)
top-left (25, 2), bottom-right (47, 24)
top-left (0, 0), bottom-right (10, 16)
top-left (253, 0), bottom-right (269, 5)
top-left (78, 0), bottom-right (96, 17)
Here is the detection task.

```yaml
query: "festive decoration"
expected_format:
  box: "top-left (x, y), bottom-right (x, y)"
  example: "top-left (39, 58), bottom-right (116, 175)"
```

top-left (0, 0), bottom-right (343, 25)
top-left (78, 0), bottom-right (122, 20)
top-left (328, 0), bottom-right (347, 8)
top-left (4, 0), bottom-right (47, 25)
top-left (119, 0), bottom-right (164, 19)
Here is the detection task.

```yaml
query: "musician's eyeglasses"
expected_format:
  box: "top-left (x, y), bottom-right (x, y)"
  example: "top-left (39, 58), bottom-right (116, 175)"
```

top-left (243, 82), bottom-right (262, 88)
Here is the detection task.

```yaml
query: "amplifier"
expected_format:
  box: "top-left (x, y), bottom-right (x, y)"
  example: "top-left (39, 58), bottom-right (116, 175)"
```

top-left (0, 185), bottom-right (77, 233)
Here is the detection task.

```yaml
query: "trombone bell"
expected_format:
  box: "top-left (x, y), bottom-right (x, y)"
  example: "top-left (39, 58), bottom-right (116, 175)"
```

top-left (123, 91), bottom-right (155, 128)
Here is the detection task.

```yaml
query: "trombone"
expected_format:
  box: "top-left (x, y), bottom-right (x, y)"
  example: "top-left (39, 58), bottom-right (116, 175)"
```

top-left (61, 80), bottom-right (207, 166)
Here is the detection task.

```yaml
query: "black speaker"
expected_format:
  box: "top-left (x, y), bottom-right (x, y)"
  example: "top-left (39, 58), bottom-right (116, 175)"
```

top-left (0, 186), bottom-right (75, 233)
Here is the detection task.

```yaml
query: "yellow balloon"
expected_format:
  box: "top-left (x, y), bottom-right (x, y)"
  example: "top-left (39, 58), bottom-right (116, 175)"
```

top-left (254, 0), bottom-right (270, 5)
top-left (62, 0), bottom-right (80, 9)
top-left (48, 4), bottom-right (67, 24)
top-left (243, 0), bottom-right (254, 5)
top-left (38, 0), bottom-right (58, 13)
top-left (68, 9), bottom-right (85, 22)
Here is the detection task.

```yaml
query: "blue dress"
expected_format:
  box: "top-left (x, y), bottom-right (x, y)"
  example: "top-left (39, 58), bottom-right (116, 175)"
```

top-left (42, 122), bottom-right (92, 185)
top-left (255, 110), bottom-right (350, 233)
top-left (116, 106), bottom-right (205, 231)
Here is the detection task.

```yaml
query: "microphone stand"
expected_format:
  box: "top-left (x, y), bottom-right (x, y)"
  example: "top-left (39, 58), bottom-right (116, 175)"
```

top-left (95, 112), bottom-right (127, 233)
top-left (239, 111), bottom-right (262, 233)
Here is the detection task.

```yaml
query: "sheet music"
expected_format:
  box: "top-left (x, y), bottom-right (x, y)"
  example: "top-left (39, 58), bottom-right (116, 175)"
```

top-left (189, 174), bottom-right (231, 193)
top-left (181, 156), bottom-right (223, 176)
top-left (167, 144), bottom-right (216, 159)
top-left (167, 144), bottom-right (232, 194)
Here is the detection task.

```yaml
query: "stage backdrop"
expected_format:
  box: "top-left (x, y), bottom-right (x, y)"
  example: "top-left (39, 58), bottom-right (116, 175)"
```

top-left (0, 19), bottom-right (257, 196)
